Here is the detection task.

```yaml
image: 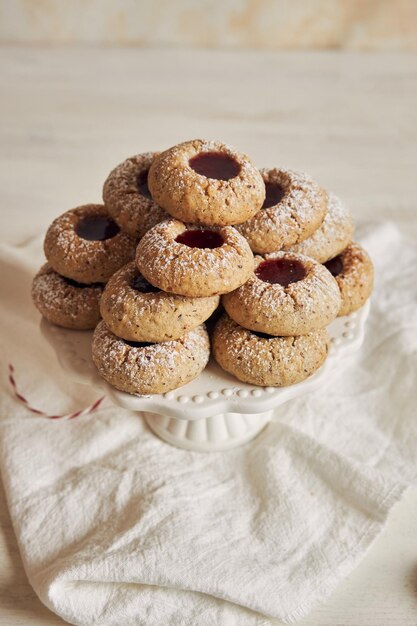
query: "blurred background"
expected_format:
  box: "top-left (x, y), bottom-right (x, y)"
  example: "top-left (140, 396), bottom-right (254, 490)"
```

top-left (0, 1), bottom-right (416, 245)
top-left (0, 0), bottom-right (416, 49)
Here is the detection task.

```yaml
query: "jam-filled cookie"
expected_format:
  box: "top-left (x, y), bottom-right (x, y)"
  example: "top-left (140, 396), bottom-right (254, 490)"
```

top-left (324, 242), bottom-right (374, 316)
top-left (103, 152), bottom-right (168, 239)
top-left (92, 321), bottom-right (210, 395)
top-left (32, 263), bottom-right (103, 329)
top-left (147, 139), bottom-right (265, 226)
top-left (288, 192), bottom-right (354, 263)
top-left (213, 313), bottom-right (329, 387)
top-left (236, 168), bottom-right (327, 254)
top-left (44, 204), bottom-right (137, 283)
top-left (136, 219), bottom-right (254, 297)
top-left (100, 261), bottom-right (220, 342)
top-left (222, 252), bottom-right (341, 336)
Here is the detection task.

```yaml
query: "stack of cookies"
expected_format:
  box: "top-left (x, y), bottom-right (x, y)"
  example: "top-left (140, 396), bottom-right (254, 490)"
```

top-left (32, 139), bottom-right (374, 395)
top-left (32, 204), bottom-right (137, 329)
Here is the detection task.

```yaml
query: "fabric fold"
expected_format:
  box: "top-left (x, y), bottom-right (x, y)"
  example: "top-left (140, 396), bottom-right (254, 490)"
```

top-left (0, 222), bottom-right (416, 626)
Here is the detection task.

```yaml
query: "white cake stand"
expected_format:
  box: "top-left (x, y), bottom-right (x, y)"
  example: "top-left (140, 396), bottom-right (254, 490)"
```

top-left (41, 301), bottom-right (369, 452)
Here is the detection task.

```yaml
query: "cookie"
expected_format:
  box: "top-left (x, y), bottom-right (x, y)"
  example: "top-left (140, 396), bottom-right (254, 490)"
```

top-left (44, 204), bottom-right (137, 283)
top-left (136, 219), bottom-right (254, 297)
top-left (213, 313), bottom-right (329, 387)
top-left (100, 261), bottom-right (220, 342)
top-left (92, 321), bottom-right (210, 395)
top-left (287, 192), bottom-right (354, 263)
top-left (147, 139), bottom-right (265, 226)
top-left (324, 242), bottom-right (374, 316)
top-left (103, 152), bottom-right (168, 239)
top-left (32, 263), bottom-right (103, 329)
top-left (236, 168), bottom-right (327, 254)
top-left (222, 251), bottom-right (341, 336)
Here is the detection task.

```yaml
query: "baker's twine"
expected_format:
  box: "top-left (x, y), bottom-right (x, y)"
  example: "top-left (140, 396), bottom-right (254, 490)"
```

top-left (8, 363), bottom-right (105, 420)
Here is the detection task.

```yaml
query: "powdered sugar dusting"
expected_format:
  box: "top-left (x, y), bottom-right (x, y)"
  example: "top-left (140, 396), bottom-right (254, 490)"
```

top-left (38, 140), bottom-right (366, 393)
top-left (136, 219), bottom-right (254, 296)
top-left (147, 139), bottom-right (265, 226)
top-left (236, 167), bottom-right (327, 253)
top-left (103, 152), bottom-right (169, 239)
top-left (32, 263), bottom-right (103, 328)
top-left (44, 204), bottom-right (137, 283)
top-left (92, 321), bottom-right (210, 395)
top-left (213, 313), bottom-right (329, 387)
top-left (288, 192), bottom-right (355, 262)
top-left (332, 242), bottom-right (374, 316)
top-left (223, 251), bottom-right (341, 335)
top-left (101, 261), bottom-right (219, 342)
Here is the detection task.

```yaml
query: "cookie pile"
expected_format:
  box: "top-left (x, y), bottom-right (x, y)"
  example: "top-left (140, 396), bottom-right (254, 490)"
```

top-left (32, 204), bottom-right (137, 329)
top-left (32, 139), bottom-right (374, 395)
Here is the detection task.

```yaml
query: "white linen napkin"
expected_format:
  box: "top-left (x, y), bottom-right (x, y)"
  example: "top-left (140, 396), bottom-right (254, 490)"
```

top-left (0, 221), bottom-right (416, 626)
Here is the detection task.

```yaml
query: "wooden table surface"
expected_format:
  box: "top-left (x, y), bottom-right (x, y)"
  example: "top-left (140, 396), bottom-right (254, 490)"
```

top-left (1, 46), bottom-right (416, 625)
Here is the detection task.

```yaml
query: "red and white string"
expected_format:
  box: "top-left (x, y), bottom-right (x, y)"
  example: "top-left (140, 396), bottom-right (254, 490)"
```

top-left (8, 363), bottom-right (105, 420)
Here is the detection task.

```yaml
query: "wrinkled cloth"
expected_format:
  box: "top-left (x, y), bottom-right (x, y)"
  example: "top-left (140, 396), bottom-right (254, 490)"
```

top-left (0, 222), bottom-right (416, 626)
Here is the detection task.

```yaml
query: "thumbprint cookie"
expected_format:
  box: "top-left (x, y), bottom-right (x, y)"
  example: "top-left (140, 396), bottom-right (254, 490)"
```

top-left (32, 264), bottom-right (103, 329)
top-left (103, 152), bottom-right (168, 238)
top-left (236, 168), bottom-right (327, 254)
top-left (92, 321), bottom-right (210, 395)
top-left (222, 252), bottom-right (341, 336)
top-left (44, 204), bottom-right (137, 283)
top-left (147, 139), bottom-right (265, 226)
top-left (213, 313), bottom-right (329, 387)
top-left (100, 261), bottom-right (219, 342)
top-left (136, 218), bottom-right (254, 297)
top-left (324, 243), bottom-right (374, 316)
top-left (288, 192), bottom-right (354, 263)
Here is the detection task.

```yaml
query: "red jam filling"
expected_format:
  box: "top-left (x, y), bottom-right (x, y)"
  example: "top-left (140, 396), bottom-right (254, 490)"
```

top-left (256, 258), bottom-right (307, 287)
top-left (175, 229), bottom-right (224, 249)
top-left (125, 340), bottom-right (154, 348)
top-left (75, 215), bottom-right (119, 241)
top-left (262, 182), bottom-right (285, 209)
top-left (252, 331), bottom-right (274, 340)
top-left (189, 152), bottom-right (241, 180)
top-left (63, 277), bottom-right (102, 289)
top-left (131, 274), bottom-right (160, 293)
top-left (137, 169), bottom-right (152, 199)
top-left (324, 255), bottom-right (343, 277)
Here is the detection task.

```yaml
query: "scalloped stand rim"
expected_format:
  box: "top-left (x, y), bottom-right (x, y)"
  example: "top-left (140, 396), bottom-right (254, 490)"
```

top-left (41, 302), bottom-right (370, 451)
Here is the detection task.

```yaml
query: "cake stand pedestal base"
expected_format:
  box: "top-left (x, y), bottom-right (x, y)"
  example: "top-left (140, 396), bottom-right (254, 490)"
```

top-left (144, 410), bottom-right (272, 452)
